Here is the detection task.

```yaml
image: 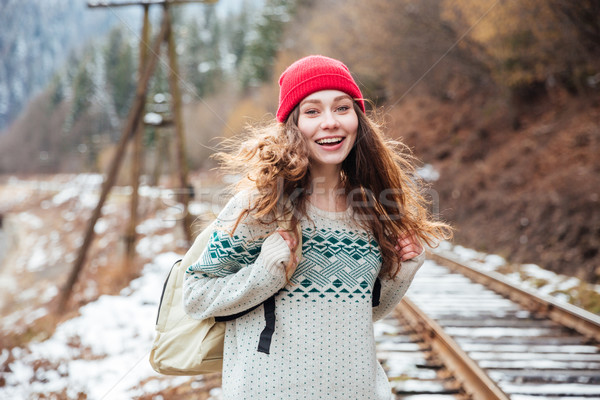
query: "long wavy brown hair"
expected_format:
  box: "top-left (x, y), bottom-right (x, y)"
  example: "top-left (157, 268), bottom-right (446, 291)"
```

top-left (214, 103), bottom-right (452, 279)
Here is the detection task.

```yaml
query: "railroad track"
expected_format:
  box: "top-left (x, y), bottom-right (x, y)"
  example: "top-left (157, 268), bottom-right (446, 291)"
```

top-left (208, 250), bottom-right (600, 400)
top-left (395, 250), bottom-right (600, 400)
top-left (375, 313), bottom-right (466, 399)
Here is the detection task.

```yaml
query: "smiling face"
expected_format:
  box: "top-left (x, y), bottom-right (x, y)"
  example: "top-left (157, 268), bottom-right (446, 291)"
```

top-left (297, 90), bottom-right (358, 174)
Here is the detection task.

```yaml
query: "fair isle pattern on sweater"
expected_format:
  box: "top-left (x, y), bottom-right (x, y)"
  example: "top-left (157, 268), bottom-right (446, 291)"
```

top-left (183, 191), bottom-right (425, 400)
top-left (192, 229), bottom-right (264, 277)
top-left (189, 225), bottom-right (382, 301)
top-left (283, 225), bottom-right (381, 303)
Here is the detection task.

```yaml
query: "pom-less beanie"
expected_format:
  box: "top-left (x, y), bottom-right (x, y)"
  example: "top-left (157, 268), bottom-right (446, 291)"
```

top-left (276, 55), bottom-right (365, 123)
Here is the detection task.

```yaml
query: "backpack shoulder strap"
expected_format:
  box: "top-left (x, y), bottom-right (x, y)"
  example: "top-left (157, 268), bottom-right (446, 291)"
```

top-left (257, 295), bottom-right (276, 354)
top-left (372, 277), bottom-right (382, 307)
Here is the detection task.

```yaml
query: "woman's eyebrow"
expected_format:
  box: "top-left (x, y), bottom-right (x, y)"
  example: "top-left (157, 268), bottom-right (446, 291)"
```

top-left (300, 95), bottom-right (352, 107)
top-left (300, 99), bottom-right (322, 106)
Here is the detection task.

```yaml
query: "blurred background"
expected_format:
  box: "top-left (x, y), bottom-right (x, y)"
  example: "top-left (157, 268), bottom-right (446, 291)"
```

top-left (0, 0), bottom-right (599, 397)
top-left (2, 0), bottom-right (598, 281)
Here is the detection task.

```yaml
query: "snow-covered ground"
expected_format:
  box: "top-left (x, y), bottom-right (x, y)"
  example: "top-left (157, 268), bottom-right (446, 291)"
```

top-left (0, 175), bottom-right (197, 399)
top-left (0, 251), bottom-right (188, 399)
top-left (0, 173), bottom-right (231, 399)
top-left (435, 241), bottom-right (600, 307)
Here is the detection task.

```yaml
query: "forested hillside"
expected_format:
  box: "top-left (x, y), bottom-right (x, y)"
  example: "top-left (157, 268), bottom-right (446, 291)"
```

top-left (0, 0), bottom-right (279, 174)
top-left (0, 0), bottom-right (141, 132)
top-left (0, 0), bottom-right (598, 281)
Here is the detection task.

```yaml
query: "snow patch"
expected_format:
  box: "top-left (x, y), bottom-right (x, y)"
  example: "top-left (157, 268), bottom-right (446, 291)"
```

top-left (433, 242), bottom-right (600, 311)
top-left (416, 163), bottom-right (440, 182)
top-left (26, 240), bottom-right (48, 272)
top-left (17, 212), bottom-right (43, 229)
top-left (0, 251), bottom-right (183, 399)
top-left (136, 233), bottom-right (175, 255)
top-left (94, 218), bottom-right (109, 234)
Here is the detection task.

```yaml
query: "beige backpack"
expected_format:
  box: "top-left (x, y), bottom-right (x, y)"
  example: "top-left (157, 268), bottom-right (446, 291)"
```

top-left (149, 218), bottom-right (301, 375)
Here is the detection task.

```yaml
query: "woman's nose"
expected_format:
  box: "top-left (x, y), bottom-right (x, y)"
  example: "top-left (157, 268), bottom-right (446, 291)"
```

top-left (320, 110), bottom-right (340, 129)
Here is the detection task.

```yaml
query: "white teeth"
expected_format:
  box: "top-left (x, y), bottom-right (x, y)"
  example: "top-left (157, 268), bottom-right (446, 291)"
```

top-left (316, 137), bottom-right (343, 145)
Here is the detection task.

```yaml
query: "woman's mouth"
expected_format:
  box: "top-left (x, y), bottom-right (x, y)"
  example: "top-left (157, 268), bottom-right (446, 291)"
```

top-left (315, 137), bottom-right (345, 146)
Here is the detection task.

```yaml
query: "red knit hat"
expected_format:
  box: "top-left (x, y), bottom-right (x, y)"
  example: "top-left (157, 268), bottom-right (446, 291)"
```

top-left (276, 55), bottom-right (365, 123)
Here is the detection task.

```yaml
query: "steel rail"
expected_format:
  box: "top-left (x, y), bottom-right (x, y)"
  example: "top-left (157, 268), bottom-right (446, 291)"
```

top-left (428, 250), bottom-right (600, 342)
top-left (398, 298), bottom-right (511, 400)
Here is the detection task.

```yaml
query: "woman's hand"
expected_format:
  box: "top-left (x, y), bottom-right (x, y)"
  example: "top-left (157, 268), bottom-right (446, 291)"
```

top-left (277, 229), bottom-right (299, 268)
top-left (395, 233), bottom-right (423, 262)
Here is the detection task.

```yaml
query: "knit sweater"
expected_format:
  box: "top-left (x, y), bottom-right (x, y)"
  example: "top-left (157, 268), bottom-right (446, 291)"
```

top-left (183, 191), bottom-right (425, 400)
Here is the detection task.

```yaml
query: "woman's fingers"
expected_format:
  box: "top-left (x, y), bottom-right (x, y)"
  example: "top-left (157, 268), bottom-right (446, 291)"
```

top-left (277, 229), bottom-right (299, 278)
top-left (277, 229), bottom-right (295, 247)
top-left (277, 229), bottom-right (298, 256)
top-left (400, 243), bottom-right (420, 254)
top-left (398, 244), bottom-right (421, 261)
top-left (397, 236), bottom-right (412, 247)
top-left (400, 250), bottom-right (420, 261)
top-left (396, 233), bottom-right (423, 261)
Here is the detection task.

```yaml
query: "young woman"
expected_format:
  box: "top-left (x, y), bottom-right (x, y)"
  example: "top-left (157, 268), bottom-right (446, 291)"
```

top-left (183, 55), bottom-right (451, 399)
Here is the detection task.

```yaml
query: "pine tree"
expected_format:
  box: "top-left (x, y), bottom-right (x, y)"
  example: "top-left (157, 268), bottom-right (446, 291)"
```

top-left (227, 4), bottom-right (250, 69)
top-left (71, 63), bottom-right (94, 122)
top-left (180, 5), bottom-right (224, 98)
top-left (50, 73), bottom-right (65, 108)
top-left (238, 0), bottom-right (295, 88)
top-left (104, 27), bottom-right (136, 118)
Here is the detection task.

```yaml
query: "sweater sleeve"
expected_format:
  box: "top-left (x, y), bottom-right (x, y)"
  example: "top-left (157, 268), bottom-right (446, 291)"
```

top-left (372, 251), bottom-right (426, 322)
top-left (183, 191), bottom-right (291, 319)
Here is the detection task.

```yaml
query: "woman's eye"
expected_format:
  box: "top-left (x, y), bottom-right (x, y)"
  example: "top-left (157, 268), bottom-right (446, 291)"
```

top-left (304, 109), bottom-right (318, 115)
top-left (337, 105), bottom-right (350, 112)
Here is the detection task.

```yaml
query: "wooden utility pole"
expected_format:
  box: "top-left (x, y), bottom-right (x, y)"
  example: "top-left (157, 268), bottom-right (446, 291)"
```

top-left (58, 0), bottom-right (216, 312)
top-left (126, 4), bottom-right (151, 264)
top-left (165, 4), bottom-right (193, 243)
